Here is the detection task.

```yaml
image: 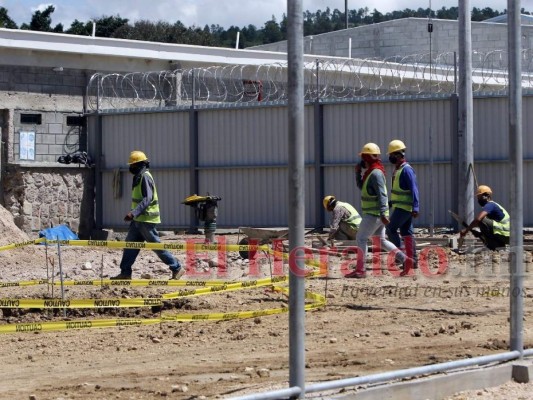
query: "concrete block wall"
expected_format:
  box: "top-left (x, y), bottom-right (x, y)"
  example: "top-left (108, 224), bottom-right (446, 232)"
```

top-left (251, 18), bottom-right (533, 65)
top-left (0, 65), bottom-right (88, 97)
top-left (13, 110), bottom-right (86, 163)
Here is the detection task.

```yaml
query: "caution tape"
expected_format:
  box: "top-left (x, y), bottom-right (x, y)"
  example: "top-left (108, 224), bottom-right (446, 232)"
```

top-left (0, 238), bottom-right (328, 334)
top-left (0, 289), bottom-right (327, 334)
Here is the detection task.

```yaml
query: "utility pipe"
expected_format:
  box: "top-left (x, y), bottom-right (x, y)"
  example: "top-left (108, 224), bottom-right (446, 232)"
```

top-left (305, 351), bottom-right (522, 393)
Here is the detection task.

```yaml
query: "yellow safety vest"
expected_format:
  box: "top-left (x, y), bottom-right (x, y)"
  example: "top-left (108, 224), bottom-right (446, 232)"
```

top-left (131, 171), bottom-right (161, 224)
top-left (490, 201), bottom-right (510, 237)
top-left (391, 164), bottom-right (413, 212)
top-left (361, 170), bottom-right (388, 217)
top-left (337, 201), bottom-right (362, 229)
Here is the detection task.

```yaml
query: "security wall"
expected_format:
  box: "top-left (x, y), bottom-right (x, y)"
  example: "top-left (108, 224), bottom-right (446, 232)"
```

top-left (88, 94), bottom-right (533, 230)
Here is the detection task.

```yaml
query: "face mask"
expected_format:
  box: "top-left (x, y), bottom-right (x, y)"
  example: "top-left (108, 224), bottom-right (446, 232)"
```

top-left (129, 164), bottom-right (143, 175)
top-left (477, 198), bottom-right (488, 207)
top-left (388, 155), bottom-right (398, 164)
top-left (359, 159), bottom-right (367, 169)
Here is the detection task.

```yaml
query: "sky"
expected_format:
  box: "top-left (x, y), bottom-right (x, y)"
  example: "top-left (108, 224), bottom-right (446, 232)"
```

top-left (0, 0), bottom-right (531, 30)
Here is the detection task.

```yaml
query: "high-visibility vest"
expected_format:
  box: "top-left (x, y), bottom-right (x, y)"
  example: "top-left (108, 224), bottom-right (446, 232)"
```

top-left (337, 201), bottom-right (362, 229)
top-left (490, 201), bottom-right (510, 237)
top-left (361, 170), bottom-right (388, 217)
top-left (131, 171), bottom-right (161, 223)
top-left (391, 164), bottom-right (413, 212)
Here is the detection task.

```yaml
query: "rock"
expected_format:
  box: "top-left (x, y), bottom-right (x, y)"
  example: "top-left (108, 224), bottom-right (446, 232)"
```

top-left (257, 368), bottom-right (270, 378)
top-left (141, 273), bottom-right (152, 279)
top-left (81, 262), bottom-right (92, 270)
top-left (171, 384), bottom-right (188, 393)
top-left (29, 395), bottom-right (37, 400)
top-left (329, 337), bottom-right (337, 343)
top-left (151, 337), bottom-right (161, 343)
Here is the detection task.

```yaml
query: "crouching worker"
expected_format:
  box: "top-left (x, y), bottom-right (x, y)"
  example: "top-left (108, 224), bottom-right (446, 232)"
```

top-left (459, 185), bottom-right (510, 251)
top-left (323, 195), bottom-right (361, 243)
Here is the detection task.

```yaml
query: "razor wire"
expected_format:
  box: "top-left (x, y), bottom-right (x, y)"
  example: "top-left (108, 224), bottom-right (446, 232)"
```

top-left (86, 50), bottom-right (533, 111)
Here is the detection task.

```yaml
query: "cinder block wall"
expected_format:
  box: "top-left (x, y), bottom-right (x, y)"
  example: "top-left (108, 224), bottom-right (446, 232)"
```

top-left (251, 18), bottom-right (533, 62)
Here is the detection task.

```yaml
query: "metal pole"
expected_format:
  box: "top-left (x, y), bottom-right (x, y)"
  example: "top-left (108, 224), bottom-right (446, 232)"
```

top-left (345, 0), bottom-right (348, 29)
top-left (57, 238), bottom-right (66, 318)
top-left (188, 70), bottom-right (199, 233)
top-left (458, 0), bottom-right (474, 224)
top-left (287, 0), bottom-right (305, 397)
top-left (507, 0), bottom-right (524, 356)
top-left (314, 60), bottom-right (324, 230)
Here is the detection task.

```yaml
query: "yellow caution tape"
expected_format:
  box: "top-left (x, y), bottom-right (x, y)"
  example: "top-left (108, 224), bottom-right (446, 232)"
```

top-left (0, 237), bottom-right (328, 334)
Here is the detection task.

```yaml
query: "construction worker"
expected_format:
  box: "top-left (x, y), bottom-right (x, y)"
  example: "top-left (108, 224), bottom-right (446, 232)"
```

top-left (111, 151), bottom-right (185, 280)
top-left (459, 185), bottom-right (510, 250)
top-left (351, 143), bottom-right (410, 278)
top-left (323, 195), bottom-right (361, 243)
top-left (385, 140), bottom-right (419, 272)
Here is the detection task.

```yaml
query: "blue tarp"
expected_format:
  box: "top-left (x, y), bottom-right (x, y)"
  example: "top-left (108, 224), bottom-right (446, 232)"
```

top-left (38, 225), bottom-right (79, 241)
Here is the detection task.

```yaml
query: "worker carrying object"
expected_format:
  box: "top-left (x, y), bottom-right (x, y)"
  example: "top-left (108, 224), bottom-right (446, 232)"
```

top-left (459, 185), bottom-right (510, 251)
top-left (323, 195), bottom-right (361, 242)
top-left (385, 139), bottom-right (419, 272)
top-left (182, 194), bottom-right (222, 243)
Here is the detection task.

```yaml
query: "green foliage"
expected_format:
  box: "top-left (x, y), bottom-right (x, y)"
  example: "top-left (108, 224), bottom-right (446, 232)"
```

top-left (3, 4), bottom-right (522, 47)
top-left (0, 7), bottom-right (17, 29)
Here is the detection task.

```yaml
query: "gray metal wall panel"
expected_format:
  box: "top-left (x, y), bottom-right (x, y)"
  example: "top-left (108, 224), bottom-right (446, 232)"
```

top-left (101, 112), bottom-right (190, 168)
top-left (92, 95), bottom-right (533, 229)
top-left (198, 106), bottom-right (315, 166)
top-left (474, 97), bottom-right (509, 160)
top-left (322, 99), bottom-right (453, 163)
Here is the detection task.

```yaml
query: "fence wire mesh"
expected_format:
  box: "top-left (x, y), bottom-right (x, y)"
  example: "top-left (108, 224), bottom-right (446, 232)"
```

top-left (87, 50), bottom-right (533, 111)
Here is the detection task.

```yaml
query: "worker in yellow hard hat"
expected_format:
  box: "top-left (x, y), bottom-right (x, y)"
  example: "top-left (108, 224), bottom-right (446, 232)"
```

top-left (323, 195), bottom-right (361, 242)
top-left (459, 185), bottom-right (510, 250)
top-left (348, 143), bottom-right (411, 278)
top-left (385, 139), bottom-right (419, 274)
top-left (111, 150), bottom-right (185, 280)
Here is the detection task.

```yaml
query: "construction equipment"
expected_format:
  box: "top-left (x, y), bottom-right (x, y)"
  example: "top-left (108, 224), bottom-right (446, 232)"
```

top-left (182, 194), bottom-right (222, 243)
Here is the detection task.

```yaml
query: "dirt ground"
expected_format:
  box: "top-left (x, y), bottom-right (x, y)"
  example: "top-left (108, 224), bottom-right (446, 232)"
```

top-left (0, 214), bottom-right (531, 399)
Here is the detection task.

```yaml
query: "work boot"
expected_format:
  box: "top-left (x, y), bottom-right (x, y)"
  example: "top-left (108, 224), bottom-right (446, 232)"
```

top-left (345, 269), bottom-right (366, 279)
top-left (170, 267), bottom-right (186, 280)
top-left (110, 273), bottom-right (132, 280)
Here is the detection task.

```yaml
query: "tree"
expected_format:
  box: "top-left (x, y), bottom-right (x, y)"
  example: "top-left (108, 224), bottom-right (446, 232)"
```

top-left (0, 7), bottom-right (17, 29)
top-left (21, 5), bottom-right (62, 32)
top-left (261, 16), bottom-right (282, 44)
top-left (66, 20), bottom-right (92, 36)
top-left (92, 15), bottom-right (129, 38)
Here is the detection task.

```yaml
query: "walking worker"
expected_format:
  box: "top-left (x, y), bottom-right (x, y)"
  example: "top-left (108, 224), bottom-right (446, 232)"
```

top-left (350, 143), bottom-right (410, 279)
top-left (385, 140), bottom-right (419, 272)
top-left (459, 185), bottom-right (510, 250)
top-left (111, 150), bottom-right (185, 280)
top-left (323, 195), bottom-right (361, 243)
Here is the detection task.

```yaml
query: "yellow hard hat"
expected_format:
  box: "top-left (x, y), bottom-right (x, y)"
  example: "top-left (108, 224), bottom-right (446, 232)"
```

top-left (359, 142), bottom-right (381, 155)
top-left (476, 185), bottom-right (492, 196)
top-left (128, 150), bottom-right (148, 165)
top-left (323, 195), bottom-right (336, 210)
top-left (387, 139), bottom-right (406, 154)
